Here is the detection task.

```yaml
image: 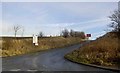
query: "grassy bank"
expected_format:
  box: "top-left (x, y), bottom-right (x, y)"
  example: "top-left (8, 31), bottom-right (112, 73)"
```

top-left (65, 32), bottom-right (119, 69)
top-left (1, 37), bottom-right (84, 57)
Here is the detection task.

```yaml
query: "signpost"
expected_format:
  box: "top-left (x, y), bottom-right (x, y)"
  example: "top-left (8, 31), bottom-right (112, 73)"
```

top-left (86, 34), bottom-right (91, 40)
top-left (33, 35), bottom-right (38, 46)
top-left (86, 34), bottom-right (91, 37)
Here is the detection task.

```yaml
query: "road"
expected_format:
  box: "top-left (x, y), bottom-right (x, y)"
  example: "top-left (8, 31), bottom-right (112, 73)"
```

top-left (2, 42), bottom-right (111, 71)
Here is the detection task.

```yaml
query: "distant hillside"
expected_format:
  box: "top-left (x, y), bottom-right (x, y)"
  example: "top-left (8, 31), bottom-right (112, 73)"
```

top-left (65, 32), bottom-right (119, 69)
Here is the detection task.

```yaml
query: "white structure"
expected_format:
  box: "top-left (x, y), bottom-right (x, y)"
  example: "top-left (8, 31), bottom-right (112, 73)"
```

top-left (33, 35), bottom-right (35, 44)
top-left (33, 35), bottom-right (38, 46)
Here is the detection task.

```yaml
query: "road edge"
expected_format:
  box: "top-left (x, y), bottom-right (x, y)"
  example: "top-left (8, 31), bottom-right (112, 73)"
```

top-left (64, 55), bottom-right (120, 72)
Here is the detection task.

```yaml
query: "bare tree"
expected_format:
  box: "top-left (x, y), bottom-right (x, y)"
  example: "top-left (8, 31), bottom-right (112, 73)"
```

top-left (109, 10), bottom-right (120, 33)
top-left (76, 32), bottom-right (85, 39)
top-left (70, 29), bottom-right (75, 37)
top-left (13, 25), bottom-right (21, 37)
top-left (69, 29), bottom-right (85, 39)
top-left (38, 31), bottom-right (44, 38)
top-left (62, 29), bottom-right (69, 38)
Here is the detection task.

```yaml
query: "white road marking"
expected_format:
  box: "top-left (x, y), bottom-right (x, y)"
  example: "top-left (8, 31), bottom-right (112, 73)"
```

top-left (10, 69), bottom-right (21, 71)
top-left (27, 69), bottom-right (37, 71)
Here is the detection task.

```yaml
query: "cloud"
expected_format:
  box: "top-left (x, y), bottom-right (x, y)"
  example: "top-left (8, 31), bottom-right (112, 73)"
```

top-left (1, 2), bottom-right (117, 39)
top-left (1, 21), bottom-right (13, 35)
top-left (32, 17), bottom-right (111, 37)
top-left (1, 20), bottom-right (26, 36)
top-left (36, 17), bottom-right (110, 30)
top-left (90, 31), bottom-right (106, 40)
top-left (73, 17), bottom-right (111, 30)
top-left (48, 2), bottom-right (117, 21)
top-left (2, 2), bottom-right (117, 25)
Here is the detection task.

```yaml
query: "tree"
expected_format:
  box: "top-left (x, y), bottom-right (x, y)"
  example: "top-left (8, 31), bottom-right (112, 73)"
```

top-left (109, 10), bottom-right (120, 33)
top-left (62, 29), bottom-right (69, 38)
top-left (74, 31), bottom-right (85, 38)
top-left (13, 25), bottom-right (21, 37)
top-left (69, 29), bottom-right (85, 39)
top-left (79, 32), bottom-right (85, 39)
top-left (38, 31), bottom-right (44, 38)
top-left (70, 29), bottom-right (75, 37)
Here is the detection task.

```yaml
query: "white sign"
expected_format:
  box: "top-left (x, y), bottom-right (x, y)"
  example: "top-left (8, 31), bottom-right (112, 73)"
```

top-left (33, 35), bottom-right (38, 46)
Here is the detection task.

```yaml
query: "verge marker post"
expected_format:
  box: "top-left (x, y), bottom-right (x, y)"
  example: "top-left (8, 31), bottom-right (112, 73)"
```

top-left (33, 34), bottom-right (35, 46)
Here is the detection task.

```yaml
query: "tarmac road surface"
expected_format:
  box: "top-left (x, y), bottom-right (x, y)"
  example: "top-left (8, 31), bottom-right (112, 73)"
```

top-left (2, 42), bottom-right (112, 71)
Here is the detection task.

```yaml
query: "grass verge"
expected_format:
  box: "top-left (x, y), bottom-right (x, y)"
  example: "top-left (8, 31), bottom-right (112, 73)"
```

top-left (65, 32), bottom-right (120, 70)
top-left (1, 37), bottom-right (84, 57)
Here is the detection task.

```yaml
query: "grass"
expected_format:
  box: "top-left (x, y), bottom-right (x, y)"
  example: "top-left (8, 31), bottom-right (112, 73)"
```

top-left (1, 37), bottom-right (84, 57)
top-left (65, 32), bottom-right (119, 69)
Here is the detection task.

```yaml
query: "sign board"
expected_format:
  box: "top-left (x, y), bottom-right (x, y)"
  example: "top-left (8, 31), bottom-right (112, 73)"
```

top-left (86, 34), bottom-right (91, 37)
top-left (33, 35), bottom-right (38, 46)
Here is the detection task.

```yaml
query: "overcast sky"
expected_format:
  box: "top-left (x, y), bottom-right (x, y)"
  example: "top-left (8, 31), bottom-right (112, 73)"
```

top-left (1, 2), bottom-right (118, 39)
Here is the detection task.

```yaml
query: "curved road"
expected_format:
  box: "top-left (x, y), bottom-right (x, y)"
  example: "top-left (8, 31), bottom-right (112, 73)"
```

top-left (2, 43), bottom-right (111, 71)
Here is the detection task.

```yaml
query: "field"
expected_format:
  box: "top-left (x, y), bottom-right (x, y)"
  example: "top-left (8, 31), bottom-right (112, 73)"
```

top-left (1, 37), bottom-right (84, 57)
top-left (65, 32), bottom-right (120, 68)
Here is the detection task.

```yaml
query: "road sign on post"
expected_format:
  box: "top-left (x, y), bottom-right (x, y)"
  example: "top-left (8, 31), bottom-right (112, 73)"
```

top-left (33, 35), bottom-right (35, 44)
top-left (86, 34), bottom-right (91, 40)
top-left (35, 35), bottom-right (38, 46)
top-left (33, 35), bottom-right (38, 46)
top-left (86, 34), bottom-right (91, 37)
